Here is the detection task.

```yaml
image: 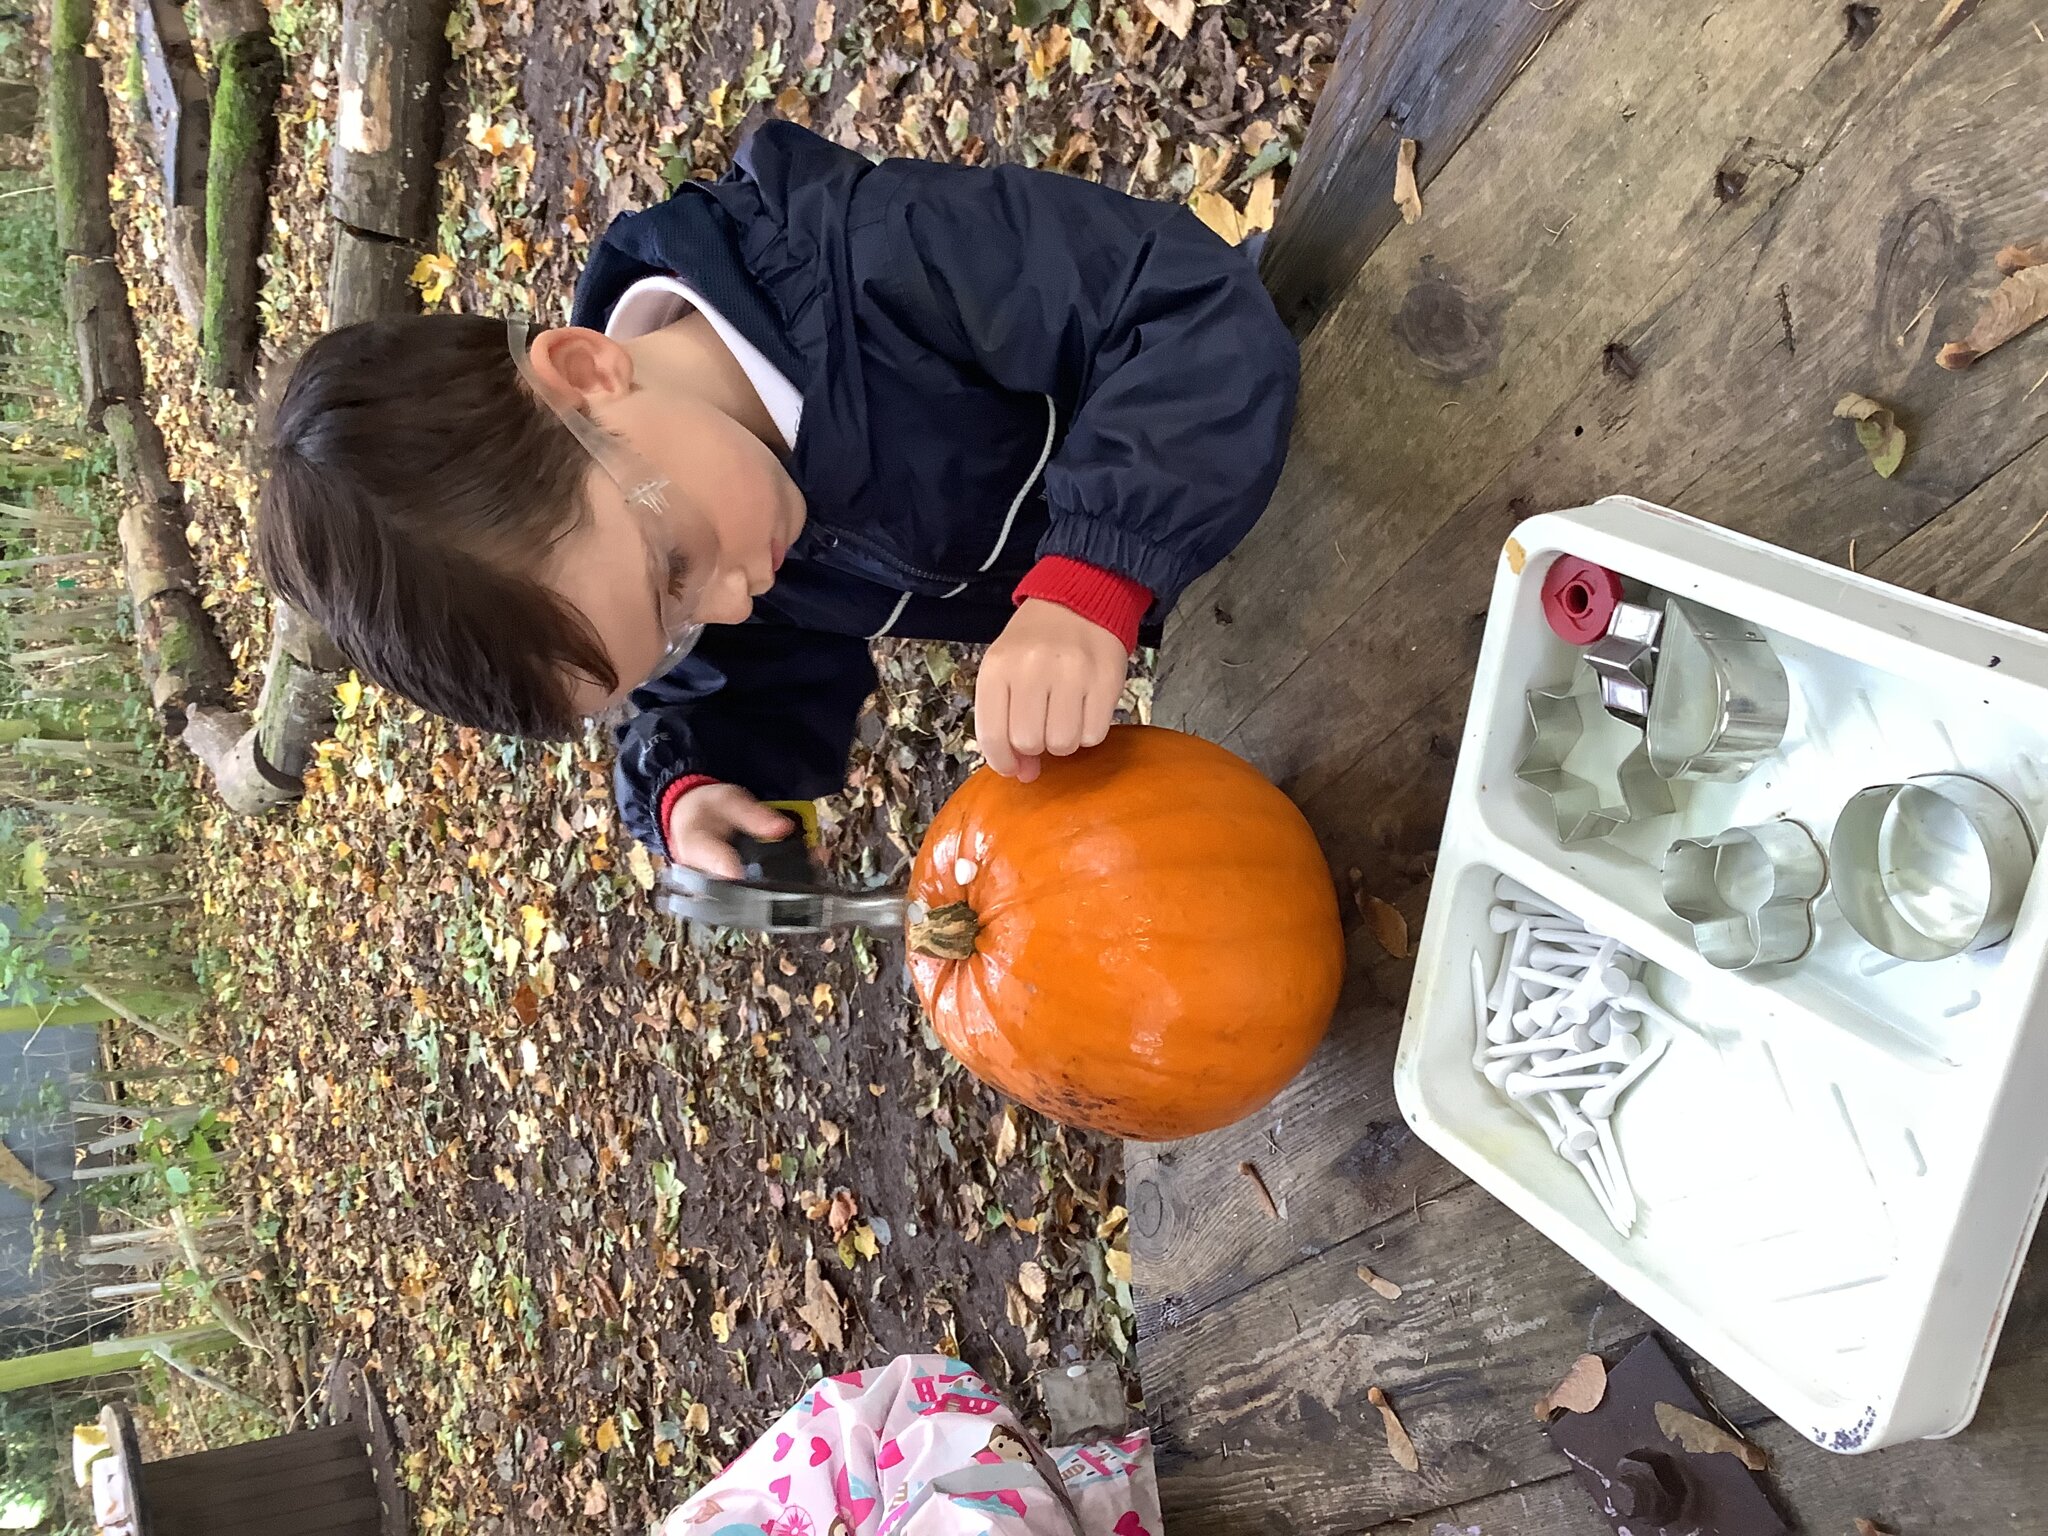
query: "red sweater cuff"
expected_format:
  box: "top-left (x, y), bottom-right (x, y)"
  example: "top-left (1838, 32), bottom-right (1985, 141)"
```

top-left (1013, 557), bottom-right (1152, 654)
top-left (657, 774), bottom-right (720, 853)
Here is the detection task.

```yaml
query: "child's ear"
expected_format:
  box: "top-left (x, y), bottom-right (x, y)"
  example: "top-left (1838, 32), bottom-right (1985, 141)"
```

top-left (527, 326), bottom-right (634, 408)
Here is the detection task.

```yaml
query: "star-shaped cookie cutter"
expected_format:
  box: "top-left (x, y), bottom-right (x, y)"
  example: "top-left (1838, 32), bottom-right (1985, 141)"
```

top-left (1514, 675), bottom-right (1677, 845)
top-left (1661, 820), bottom-right (1827, 969)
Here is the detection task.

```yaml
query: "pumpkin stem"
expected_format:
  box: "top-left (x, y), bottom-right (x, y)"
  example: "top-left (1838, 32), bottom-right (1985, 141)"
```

top-left (909, 901), bottom-right (981, 960)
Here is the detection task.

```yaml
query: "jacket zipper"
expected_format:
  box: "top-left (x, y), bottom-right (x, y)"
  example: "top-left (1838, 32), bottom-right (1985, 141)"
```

top-left (872, 394), bottom-right (1057, 636)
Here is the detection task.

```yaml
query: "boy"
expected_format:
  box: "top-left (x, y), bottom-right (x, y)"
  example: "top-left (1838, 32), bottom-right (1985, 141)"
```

top-left (258, 122), bottom-right (1296, 877)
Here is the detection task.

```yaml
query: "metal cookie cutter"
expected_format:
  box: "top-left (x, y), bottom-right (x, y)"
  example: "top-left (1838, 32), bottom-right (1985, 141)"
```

top-left (1662, 820), bottom-right (1827, 969)
top-left (1516, 674), bottom-right (1677, 845)
top-left (1646, 600), bottom-right (1790, 781)
top-left (1828, 773), bottom-right (2037, 961)
top-left (1585, 600), bottom-right (1664, 726)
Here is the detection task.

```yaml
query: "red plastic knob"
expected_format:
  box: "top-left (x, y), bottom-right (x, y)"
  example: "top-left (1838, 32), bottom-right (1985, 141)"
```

top-left (1541, 557), bottom-right (1623, 644)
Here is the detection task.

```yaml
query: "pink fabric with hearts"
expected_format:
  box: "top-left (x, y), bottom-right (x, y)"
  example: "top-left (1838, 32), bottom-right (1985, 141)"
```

top-left (660, 1355), bottom-right (1159, 1536)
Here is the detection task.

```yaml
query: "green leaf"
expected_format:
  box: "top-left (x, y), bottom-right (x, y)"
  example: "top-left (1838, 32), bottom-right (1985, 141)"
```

top-left (1011, 0), bottom-right (1069, 26)
top-left (1834, 392), bottom-right (1906, 479)
top-left (163, 1166), bottom-right (192, 1196)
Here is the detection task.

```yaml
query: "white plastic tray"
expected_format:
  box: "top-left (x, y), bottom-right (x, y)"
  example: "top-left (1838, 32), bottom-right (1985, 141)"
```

top-left (1394, 497), bottom-right (2048, 1452)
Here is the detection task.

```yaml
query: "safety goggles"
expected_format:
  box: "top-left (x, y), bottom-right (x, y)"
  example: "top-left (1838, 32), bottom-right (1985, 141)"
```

top-left (508, 319), bottom-right (710, 718)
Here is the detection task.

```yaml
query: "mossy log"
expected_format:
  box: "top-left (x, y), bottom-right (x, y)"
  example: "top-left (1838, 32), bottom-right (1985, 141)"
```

top-left (199, 30), bottom-right (282, 394)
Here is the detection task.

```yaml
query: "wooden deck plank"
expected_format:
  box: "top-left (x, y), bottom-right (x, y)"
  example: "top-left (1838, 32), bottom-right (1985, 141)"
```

top-left (1256, 0), bottom-right (1579, 336)
top-left (1218, 5), bottom-right (2048, 810)
top-left (1366, 1313), bottom-right (2048, 1536)
top-left (1148, 1183), bottom-right (2048, 1536)
top-left (1161, 0), bottom-right (1929, 750)
top-left (1142, 1180), bottom-right (1801, 1536)
top-left (1135, 2), bottom-right (2048, 1530)
top-left (1130, 689), bottom-right (1463, 1324)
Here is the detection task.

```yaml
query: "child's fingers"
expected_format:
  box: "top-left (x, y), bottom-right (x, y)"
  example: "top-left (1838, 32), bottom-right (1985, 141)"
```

top-left (1080, 678), bottom-right (1117, 749)
top-left (976, 674), bottom-right (1019, 776)
top-left (731, 799), bottom-right (796, 842)
top-left (672, 830), bottom-right (747, 881)
top-left (1043, 684), bottom-right (1086, 758)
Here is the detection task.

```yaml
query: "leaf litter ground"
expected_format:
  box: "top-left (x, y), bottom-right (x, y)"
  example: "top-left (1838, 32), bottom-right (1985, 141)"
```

top-left (92, 0), bottom-right (1351, 1526)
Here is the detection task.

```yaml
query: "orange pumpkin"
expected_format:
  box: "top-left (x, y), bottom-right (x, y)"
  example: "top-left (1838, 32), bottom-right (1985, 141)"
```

top-left (906, 725), bottom-right (1344, 1140)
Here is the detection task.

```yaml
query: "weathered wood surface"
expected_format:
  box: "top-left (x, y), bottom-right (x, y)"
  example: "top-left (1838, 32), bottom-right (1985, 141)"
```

top-left (1164, 0), bottom-right (1929, 752)
top-left (1136, 0), bottom-right (2048, 1531)
top-left (328, 225), bottom-right (421, 327)
top-left (330, 0), bottom-right (453, 244)
top-left (1256, 0), bottom-right (1578, 336)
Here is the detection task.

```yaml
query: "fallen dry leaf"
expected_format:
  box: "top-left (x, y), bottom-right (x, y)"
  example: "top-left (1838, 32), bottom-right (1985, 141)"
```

top-left (1018, 1259), bottom-right (1049, 1303)
top-left (1190, 190), bottom-right (1245, 245)
top-left (1393, 137), bottom-right (1422, 225)
top-left (1995, 238), bottom-right (2048, 275)
top-left (1853, 1521), bottom-right (1887, 1536)
top-left (1142, 0), bottom-right (1194, 40)
top-left (993, 1105), bottom-right (1021, 1166)
top-left (827, 1188), bottom-right (859, 1238)
top-left (798, 1258), bottom-right (845, 1351)
top-left (1533, 1353), bottom-right (1608, 1421)
top-left (1937, 267), bottom-right (2048, 369)
top-left (1833, 392), bottom-right (1906, 478)
top-left (1356, 1263), bottom-right (1403, 1300)
top-left (1242, 172), bottom-right (1277, 236)
top-left (1237, 1160), bottom-right (1280, 1219)
top-left (1368, 1385), bottom-right (1420, 1471)
top-left (1361, 895), bottom-right (1410, 958)
top-left (1654, 1402), bottom-right (1769, 1470)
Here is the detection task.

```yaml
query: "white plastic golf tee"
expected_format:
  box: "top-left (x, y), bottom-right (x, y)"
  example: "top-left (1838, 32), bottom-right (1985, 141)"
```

top-left (1523, 1032), bottom-right (1644, 1078)
top-left (1609, 984), bottom-right (1690, 1035)
top-left (1494, 875), bottom-right (1566, 915)
top-left (1579, 1034), bottom-right (1672, 1118)
top-left (1489, 923), bottom-right (1535, 1013)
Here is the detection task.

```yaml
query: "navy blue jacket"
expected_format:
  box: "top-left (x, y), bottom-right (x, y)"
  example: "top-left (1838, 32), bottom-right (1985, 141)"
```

top-left (570, 123), bottom-right (1297, 852)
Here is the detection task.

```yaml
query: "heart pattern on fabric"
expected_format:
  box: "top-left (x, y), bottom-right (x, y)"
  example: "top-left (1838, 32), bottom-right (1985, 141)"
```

top-left (774, 1434), bottom-right (795, 1462)
top-left (809, 1437), bottom-right (833, 1467)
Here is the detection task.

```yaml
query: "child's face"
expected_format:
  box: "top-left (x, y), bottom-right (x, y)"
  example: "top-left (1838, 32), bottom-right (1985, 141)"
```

top-left (538, 342), bottom-right (807, 719)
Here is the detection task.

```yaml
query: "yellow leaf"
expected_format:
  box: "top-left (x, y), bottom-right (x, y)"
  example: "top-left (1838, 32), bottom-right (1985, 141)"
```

top-left (709, 1309), bottom-right (731, 1343)
top-left (852, 1224), bottom-right (879, 1260)
top-left (520, 904), bottom-right (546, 953)
top-left (1190, 191), bottom-right (1245, 245)
top-left (1105, 1247), bottom-right (1132, 1285)
top-left (686, 1401), bottom-right (710, 1435)
top-left (411, 253), bottom-right (457, 305)
top-left (335, 674), bottom-right (363, 720)
top-left (594, 1417), bottom-right (620, 1453)
top-left (994, 1105), bottom-right (1021, 1166)
top-left (626, 842), bottom-right (657, 892)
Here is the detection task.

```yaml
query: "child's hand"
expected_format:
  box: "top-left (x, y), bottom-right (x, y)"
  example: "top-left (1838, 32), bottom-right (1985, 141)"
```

top-left (664, 783), bottom-right (795, 879)
top-left (975, 599), bottom-right (1127, 781)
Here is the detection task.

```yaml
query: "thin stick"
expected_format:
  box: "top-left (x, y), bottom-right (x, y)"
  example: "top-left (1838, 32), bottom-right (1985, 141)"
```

top-left (1895, 275), bottom-right (1948, 347)
top-left (2027, 360), bottom-right (2048, 399)
top-left (1511, 31), bottom-right (1550, 79)
top-left (1849, 537), bottom-right (1859, 572)
top-left (2012, 505), bottom-right (2048, 556)
top-left (1545, 214), bottom-right (1577, 243)
top-left (1528, 0), bottom-right (1567, 10)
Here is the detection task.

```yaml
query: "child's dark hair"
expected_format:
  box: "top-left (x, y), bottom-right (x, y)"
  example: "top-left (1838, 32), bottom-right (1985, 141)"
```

top-left (256, 314), bottom-right (618, 740)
